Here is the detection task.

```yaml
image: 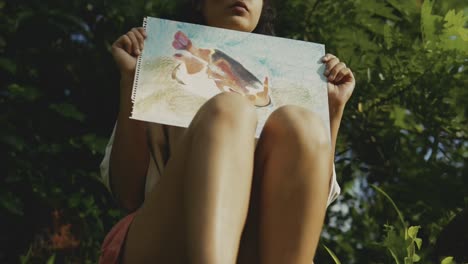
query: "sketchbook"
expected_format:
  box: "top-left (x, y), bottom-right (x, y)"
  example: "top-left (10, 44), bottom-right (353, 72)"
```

top-left (130, 17), bottom-right (330, 138)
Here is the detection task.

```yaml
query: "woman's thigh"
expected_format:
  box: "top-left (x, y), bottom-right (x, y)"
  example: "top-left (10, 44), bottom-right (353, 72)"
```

top-left (121, 127), bottom-right (192, 263)
top-left (121, 93), bottom-right (258, 263)
top-left (236, 106), bottom-right (332, 263)
top-left (236, 158), bottom-right (263, 264)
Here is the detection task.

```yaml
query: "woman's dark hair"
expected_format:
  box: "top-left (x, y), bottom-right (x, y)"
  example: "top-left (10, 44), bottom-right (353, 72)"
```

top-left (174, 0), bottom-right (276, 36)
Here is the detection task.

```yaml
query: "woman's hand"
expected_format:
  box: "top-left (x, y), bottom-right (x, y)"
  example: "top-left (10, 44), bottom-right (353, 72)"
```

top-left (322, 53), bottom-right (355, 113)
top-left (322, 54), bottom-right (355, 161)
top-left (111, 27), bottom-right (147, 79)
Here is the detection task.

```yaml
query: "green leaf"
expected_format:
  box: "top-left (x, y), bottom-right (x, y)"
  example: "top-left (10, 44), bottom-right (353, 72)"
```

top-left (46, 254), bottom-right (56, 264)
top-left (360, 1), bottom-right (401, 21)
top-left (404, 257), bottom-right (412, 264)
top-left (421, 0), bottom-right (442, 43)
top-left (441, 256), bottom-right (454, 264)
top-left (384, 24), bottom-right (394, 49)
top-left (390, 106), bottom-right (408, 129)
top-left (108, 209), bottom-right (123, 218)
top-left (83, 195), bottom-right (95, 208)
top-left (445, 9), bottom-right (463, 25)
top-left (19, 247), bottom-right (32, 264)
top-left (68, 193), bottom-right (81, 208)
top-left (7, 84), bottom-right (41, 101)
top-left (389, 248), bottom-right (401, 264)
top-left (49, 103), bottom-right (85, 122)
top-left (323, 244), bottom-right (341, 264)
top-left (371, 185), bottom-right (406, 230)
top-left (389, 106), bottom-right (424, 133)
top-left (0, 58), bottom-right (16, 74)
top-left (0, 134), bottom-right (26, 151)
top-left (82, 134), bottom-right (108, 155)
top-left (386, 0), bottom-right (418, 20)
top-left (414, 238), bottom-right (422, 250)
top-left (407, 226), bottom-right (420, 239)
top-left (440, 9), bottom-right (468, 53)
top-left (0, 192), bottom-right (24, 216)
top-left (383, 224), bottom-right (406, 262)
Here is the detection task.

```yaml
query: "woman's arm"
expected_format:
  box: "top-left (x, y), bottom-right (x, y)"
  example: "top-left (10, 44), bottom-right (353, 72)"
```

top-left (322, 54), bottom-right (356, 162)
top-left (329, 105), bottom-right (345, 162)
top-left (109, 28), bottom-right (149, 212)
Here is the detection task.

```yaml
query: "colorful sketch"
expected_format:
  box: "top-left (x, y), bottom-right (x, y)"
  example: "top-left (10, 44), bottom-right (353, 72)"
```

top-left (172, 31), bottom-right (271, 107)
top-left (131, 17), bottom-right (330, 138)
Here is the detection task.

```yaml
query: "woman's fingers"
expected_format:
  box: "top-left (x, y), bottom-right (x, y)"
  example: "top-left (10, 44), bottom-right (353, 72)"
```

top-left (335, 67), bottom-right (352, 83)
top-left (127, 27), bottom-right (147, 55)
top-left (324, 57), bottom-right (340, 76)
top-left (322, 53), bottom-right (353, 83)
top-left (131, 28), bottom-right (146, 50)
top-left (110, 27), bottom-right (148, 76)
top-left (322, 53), bottom-right (335, 62)
top-left (328, 62), bottom-right (347, 81)
top-left (137, 27), bottom-right (147, 38)
top-left (126, 31), bottom-right (140, 55)
top-left (112, 27), bottom-right (147, 57)
top-left (114, 34), bottom-right (132, 55)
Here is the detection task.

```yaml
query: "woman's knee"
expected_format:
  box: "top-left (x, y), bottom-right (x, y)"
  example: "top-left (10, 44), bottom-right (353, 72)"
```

top-left (261, 106), bottom-right (333, 192)
top-left (263, 105), bottom-right (330, 152)
top-left (192, 92), bottom-right (258, 133)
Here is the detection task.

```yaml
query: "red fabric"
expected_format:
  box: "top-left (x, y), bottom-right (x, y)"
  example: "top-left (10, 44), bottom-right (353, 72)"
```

top-left (99, 212), bottom-right (137, 264)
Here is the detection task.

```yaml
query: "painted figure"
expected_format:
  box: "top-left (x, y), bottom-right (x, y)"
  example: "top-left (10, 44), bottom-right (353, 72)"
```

top-left (172, 31), bottom-right (271, 107)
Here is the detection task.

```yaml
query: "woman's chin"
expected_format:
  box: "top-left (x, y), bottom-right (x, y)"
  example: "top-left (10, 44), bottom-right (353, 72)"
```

top-left (212, 17), bottom-right (256, 32)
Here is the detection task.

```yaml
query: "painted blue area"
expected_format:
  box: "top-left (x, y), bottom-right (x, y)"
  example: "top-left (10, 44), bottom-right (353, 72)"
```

top-left (142, 17), bottom-right (325, 87)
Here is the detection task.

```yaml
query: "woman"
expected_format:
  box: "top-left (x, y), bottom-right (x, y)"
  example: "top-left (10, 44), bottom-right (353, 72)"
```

top-left (99, 0), bottom-right (355, 263)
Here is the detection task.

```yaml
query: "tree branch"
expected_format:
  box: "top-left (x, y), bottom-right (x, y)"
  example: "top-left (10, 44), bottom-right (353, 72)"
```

top-left (310, 0), bottom-right (321, 15)
top-left (336, 147), bottom-right (352, 157)
top-left (367, 67), bottom-right (432, 110)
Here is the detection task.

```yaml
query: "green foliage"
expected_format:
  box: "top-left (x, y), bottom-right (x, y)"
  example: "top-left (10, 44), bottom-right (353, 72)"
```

top-left (46, 254), bottom-right (56, 264)
top-left (325, 186), bottom-right (456, 264)
top-left (276, 0), bottom-right (467, 263)
top-left (373, 185), bottom-right (423, 264)
top-left (422, 0), bottom-right (468, 53)
top-left (49, 103), bottom-right (86, 122)
top-left (0, 0), bottom-right (130, 262)
top-left (441, 256), bottom-right (455, 264)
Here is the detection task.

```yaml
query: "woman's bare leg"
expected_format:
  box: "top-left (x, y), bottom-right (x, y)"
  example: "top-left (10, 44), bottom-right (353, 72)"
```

top-left (237, 105), bottom-right (332, 264)
top-left (121, 93), bottom-right (257, 264)
top-left (184, 93), bottom-right (258, 264)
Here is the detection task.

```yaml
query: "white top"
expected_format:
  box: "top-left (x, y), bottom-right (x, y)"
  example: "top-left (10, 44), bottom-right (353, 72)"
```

top-left (100, 122), bottom-right (341, 207)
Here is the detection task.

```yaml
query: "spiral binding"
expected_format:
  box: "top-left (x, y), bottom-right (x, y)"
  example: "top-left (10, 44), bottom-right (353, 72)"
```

top-left (131, 17), bottom-right (148, 106)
